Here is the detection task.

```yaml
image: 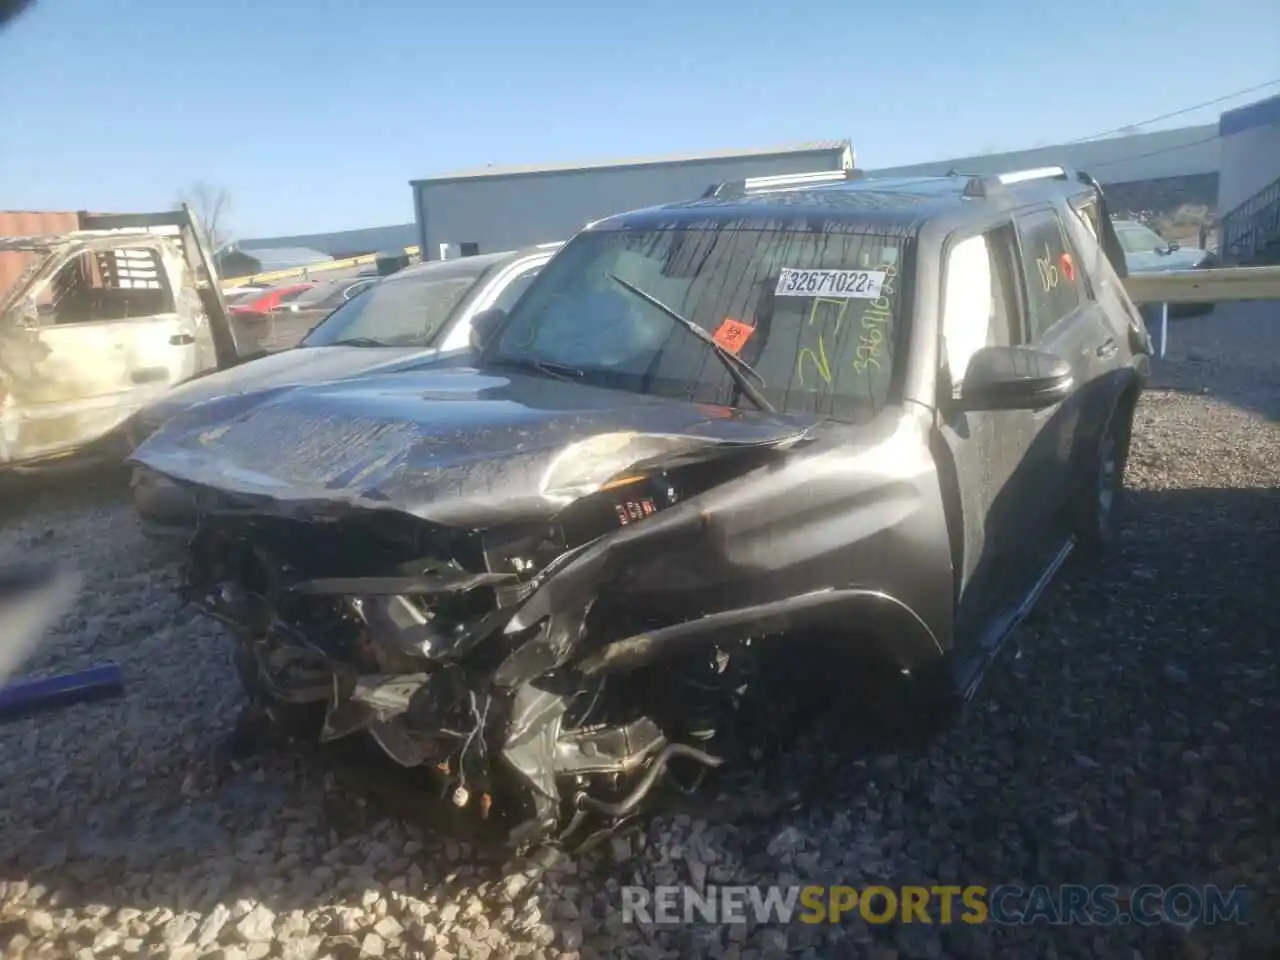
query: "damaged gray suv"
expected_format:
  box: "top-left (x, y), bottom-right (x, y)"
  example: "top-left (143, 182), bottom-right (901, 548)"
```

top-left (130, 165), bottom-right (1153, 849)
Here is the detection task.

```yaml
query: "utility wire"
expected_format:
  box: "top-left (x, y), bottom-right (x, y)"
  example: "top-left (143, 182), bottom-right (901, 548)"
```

top-left (1068, 78), bottom-right (1280, 144)
top-left (1085, 134), bottom-right (1219, 169)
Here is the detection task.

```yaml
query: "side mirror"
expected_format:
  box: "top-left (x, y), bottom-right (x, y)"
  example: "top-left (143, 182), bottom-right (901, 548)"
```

top-left (958, 345), bottom-right (1074, 412)
top-left (469, 307), bottom-right (507, 352)
top-left (1166, 241), bottom-right (1180, 253)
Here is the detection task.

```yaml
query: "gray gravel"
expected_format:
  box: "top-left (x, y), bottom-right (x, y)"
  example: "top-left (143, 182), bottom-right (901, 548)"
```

top-left (0, 301), bottom-right (1276, 960)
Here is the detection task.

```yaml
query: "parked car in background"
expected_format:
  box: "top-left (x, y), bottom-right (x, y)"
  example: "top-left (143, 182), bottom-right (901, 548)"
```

top-left (237, 276), bottom-right (381, 337)
top-left (129, 242), bottom-right (563, 532)
top-left (228, 282), bottom-right (317, 321)
top-left (1112, 219), bottom-right (1215, 317)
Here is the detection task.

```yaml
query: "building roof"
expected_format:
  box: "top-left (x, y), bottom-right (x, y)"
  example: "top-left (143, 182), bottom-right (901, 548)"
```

top-left (1219, 92), bottom-right (1280, 138)
top-left (411, 140), bottom-right (852, 186)
top-left (226, 246), bottom-right (335, 269)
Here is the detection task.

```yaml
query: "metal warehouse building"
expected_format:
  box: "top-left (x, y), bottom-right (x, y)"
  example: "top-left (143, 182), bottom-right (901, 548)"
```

top-left (409, 140), bottom-right (853, 261)
top-left (863, 123), bottom-right (1221, 185)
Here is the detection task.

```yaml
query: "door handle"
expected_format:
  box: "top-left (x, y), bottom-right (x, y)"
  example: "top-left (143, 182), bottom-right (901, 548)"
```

top-left (169, 333), bottom-right (195, 346)
top-left (1095, 338), bottom-right (1118, 358)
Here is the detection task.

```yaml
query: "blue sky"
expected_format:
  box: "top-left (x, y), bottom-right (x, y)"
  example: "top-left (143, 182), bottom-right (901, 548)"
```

top-left (1, 0), bottom-right (1276, 238)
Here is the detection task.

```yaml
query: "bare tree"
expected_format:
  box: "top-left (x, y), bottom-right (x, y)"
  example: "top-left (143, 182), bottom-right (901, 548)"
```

top-left (175, 181), bottom-right (233, 252)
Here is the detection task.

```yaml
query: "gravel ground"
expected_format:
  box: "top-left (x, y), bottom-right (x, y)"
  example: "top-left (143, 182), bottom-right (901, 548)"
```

top-left (0, 301), bottom-right (1276, 960)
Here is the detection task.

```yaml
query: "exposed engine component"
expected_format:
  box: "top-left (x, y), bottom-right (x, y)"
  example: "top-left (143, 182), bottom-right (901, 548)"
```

top-left (180, 465), bottom-right (743, 849)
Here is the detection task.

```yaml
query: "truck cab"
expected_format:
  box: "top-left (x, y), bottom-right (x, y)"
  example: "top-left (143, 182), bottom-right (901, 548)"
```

top-left (0, 207), bottom-right (244, 467)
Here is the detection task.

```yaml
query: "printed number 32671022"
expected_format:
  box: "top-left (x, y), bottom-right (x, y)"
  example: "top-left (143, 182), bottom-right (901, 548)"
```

top-left (775, 268), bottom-right (886, 299)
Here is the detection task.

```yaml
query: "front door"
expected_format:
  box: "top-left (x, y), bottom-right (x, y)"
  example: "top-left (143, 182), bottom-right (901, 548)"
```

top-left (934, 222), bottom-right (1049, 648)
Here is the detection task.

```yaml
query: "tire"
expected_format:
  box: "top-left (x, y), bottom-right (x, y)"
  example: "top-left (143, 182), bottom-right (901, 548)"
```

top-left (1074, 394), bottom-right (1135, 555)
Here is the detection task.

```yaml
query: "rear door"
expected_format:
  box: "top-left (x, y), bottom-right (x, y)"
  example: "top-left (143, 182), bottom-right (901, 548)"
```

top-left (103, 242), bottom-right (209, 390)
top-left (1011, 205), bottom-right (1117, 538)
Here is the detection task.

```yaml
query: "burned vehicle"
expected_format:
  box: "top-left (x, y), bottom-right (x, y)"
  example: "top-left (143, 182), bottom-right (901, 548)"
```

top-left (0, 208), bottom-right (244, 469)
top-left (130, 166), bottom-right (1152, 847)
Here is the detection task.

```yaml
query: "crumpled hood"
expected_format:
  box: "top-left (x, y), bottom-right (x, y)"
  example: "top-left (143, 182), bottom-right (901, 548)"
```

top-left (136, 345), bottom-right (439, 428)
top-left (130, 366), bottom-right (818, 526)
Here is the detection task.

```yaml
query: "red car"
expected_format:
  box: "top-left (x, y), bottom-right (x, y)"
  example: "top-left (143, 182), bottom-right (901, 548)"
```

top-left (228, 282), bottom-right (317, 321)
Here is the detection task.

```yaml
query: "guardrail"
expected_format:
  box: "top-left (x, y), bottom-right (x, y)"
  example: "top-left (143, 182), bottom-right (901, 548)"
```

top-left (222, 245), bottom-right (421, 288)
top-left (1122, 265), bottom-right (1280, 358)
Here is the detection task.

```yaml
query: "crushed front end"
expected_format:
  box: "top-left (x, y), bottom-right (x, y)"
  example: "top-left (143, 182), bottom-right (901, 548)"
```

top-left (181, 467), bottom-right (746, 849)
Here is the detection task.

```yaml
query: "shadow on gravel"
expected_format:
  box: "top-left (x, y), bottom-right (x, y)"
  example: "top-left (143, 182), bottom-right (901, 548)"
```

top-left (1, 485), bottom-right (1276, 959)
top-left (0, 462), bottom-right (132, 524)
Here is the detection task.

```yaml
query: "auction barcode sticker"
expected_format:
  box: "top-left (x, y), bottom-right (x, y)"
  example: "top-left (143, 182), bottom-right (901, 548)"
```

top-left (775, 268), bottom-right (886, 299)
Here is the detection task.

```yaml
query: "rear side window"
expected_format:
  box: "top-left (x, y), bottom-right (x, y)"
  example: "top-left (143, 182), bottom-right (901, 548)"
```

top-left (1016, 209), bottom-right (1082, 340)
top-left (1070, 197), bottom-right (1101, 239)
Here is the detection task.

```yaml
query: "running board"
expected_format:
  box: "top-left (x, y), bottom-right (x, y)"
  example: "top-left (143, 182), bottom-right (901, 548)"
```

top-left (951, 538), bottom-right (1075, 702)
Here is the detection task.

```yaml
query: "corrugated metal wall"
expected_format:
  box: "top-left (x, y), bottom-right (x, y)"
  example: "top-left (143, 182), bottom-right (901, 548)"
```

top-left (0, 210), bottom-right (82, 299)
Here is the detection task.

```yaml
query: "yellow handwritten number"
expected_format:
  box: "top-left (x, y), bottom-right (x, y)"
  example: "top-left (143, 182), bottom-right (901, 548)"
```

top-left (852, 263), bottom-right (896, 372)
top-left (796, 298), bottom-right (848, 387)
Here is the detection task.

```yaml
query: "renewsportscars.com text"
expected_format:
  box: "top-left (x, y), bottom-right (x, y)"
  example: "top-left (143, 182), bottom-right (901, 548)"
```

top-left (620, 884), bottom-right (1250, 927)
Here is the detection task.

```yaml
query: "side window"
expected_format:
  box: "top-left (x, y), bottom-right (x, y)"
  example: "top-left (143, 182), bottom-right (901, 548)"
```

top-left (1015, 209), bottom-right (1083, 341)
top-left (490, 265), bottom-right (541, 313)
top-left (35, 249), bottom-right (174, 326)
top-left (940, 226), bottom-right (1024, 390)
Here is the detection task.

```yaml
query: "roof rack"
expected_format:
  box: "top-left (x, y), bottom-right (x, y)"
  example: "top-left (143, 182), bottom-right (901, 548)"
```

top-left (962, 165), bottom-right (1075, 198)
top-left (702, 168), bottom-right (863, 199)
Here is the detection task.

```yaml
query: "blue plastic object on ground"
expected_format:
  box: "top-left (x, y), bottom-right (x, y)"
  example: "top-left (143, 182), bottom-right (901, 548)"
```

top-left (0, 663), bottom-right (124, 722)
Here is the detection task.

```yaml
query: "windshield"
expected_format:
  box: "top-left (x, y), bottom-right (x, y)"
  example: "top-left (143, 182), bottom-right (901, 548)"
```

top-left (300, 261), bottom-right (489, 347)
top-left (1115, 224), bottom-right (1166, 254)
top-left (489, 225), bottom-right (908, 422)
top-left (288, 280), bottom-right (372, 311)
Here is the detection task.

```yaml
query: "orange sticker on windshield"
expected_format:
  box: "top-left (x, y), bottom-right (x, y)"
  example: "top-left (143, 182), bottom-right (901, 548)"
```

top-left (712, 318), bottom-right (755, 354)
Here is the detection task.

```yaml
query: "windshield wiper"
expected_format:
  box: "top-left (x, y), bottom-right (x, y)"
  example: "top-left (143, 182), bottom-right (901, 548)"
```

top-left (489, 355), bottom-right (585, 382)
top-left (323, 337), bottom-right (393, 348)
top-left (606, 273), bottom-right (775, 413)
